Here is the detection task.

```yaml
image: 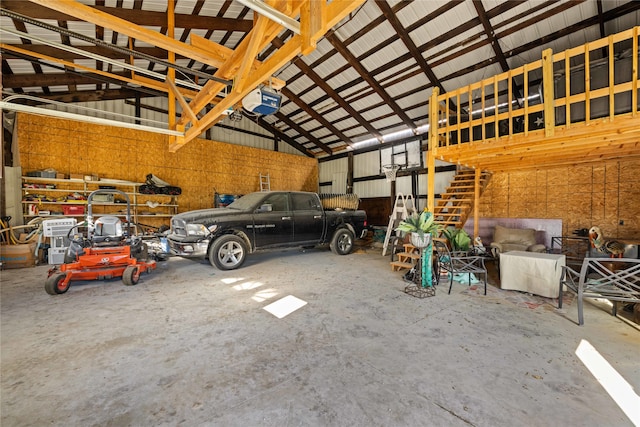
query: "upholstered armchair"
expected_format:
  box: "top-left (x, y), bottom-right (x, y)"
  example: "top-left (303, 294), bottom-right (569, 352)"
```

top-left (489, 225), bottom-right (546, 259)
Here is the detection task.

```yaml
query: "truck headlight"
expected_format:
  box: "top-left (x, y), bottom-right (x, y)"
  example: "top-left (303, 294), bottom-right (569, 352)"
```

top-left (186, 224), bottom-right (208, 236)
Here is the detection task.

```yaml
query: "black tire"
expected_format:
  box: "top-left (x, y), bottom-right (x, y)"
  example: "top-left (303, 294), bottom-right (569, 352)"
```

top-left (209, 235), bottom-right (248, 270)
top-left (45, 273), bottom-right (69, 295)
top-left (123, 266), bottom-right (140, 286)
top-left (330, 228), bottom-right (354, 255)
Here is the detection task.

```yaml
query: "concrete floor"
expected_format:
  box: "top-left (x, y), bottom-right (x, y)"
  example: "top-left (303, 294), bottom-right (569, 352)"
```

top-left (1, 246), bottom-right (639, 426)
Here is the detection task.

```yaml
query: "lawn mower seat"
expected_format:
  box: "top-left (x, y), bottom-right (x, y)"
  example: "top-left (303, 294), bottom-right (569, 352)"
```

top-left (92, 216), bottom-right (126, 245)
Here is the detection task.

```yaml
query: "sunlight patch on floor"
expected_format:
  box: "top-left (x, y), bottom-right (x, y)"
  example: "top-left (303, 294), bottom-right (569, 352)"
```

top-left (263, 295), bottom-right (307, 318)
top-left (575, 339), bottom-right (640, 425)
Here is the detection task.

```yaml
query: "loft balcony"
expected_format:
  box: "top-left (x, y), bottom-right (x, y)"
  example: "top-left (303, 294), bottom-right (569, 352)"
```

top-left (427, 26), bottom-right (640, 173)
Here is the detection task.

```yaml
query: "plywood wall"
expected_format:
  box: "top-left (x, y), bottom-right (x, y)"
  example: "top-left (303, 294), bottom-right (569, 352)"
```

top-left (477, 160), bottom-right (640, 239)
top-left (17, 113), bottom-right (318, 213)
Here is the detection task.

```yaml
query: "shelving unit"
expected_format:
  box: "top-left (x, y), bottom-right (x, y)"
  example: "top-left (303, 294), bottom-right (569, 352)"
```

top-left (21, 176), bottom-right (178, 229)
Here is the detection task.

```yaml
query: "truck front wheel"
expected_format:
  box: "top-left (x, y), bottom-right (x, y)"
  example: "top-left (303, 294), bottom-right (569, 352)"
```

top-left (209, 235), bottom-right (248, 270)
top-left (330, 228), bottom-right (354, 255)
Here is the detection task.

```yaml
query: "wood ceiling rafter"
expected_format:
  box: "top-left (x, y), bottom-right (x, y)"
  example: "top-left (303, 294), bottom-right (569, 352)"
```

top-left (276, 0), bottom-right (413, 126)
top-left (273, 111), bottom-right (333, 155)
top-left (0, 43), bottom-right (200, 99)
top-left (171, 0), bottom-right (365, 151)
top-left (281, 0), bottom-right (513, 136)
top-left (94, 0), bottom-right (105, 91)
top-left (268, 0), bottom-right (624, 149)
top-left (325, 31), bottom-right (416, 132)
top-left (26, 0), bottom-right (229, 70)
top-left (254, 115), bottom-right (313, 156)
top-left (375, 0), bottom-right (446, 94)
top-left (280, 85), bottom-right (353, 148)
top-left (2, 0), bottom-right (639, 162)
top-left (472, 0), bottom-right (510, 72)
top-left (281, 1), bottom-right (624, 144)
top-left (272, 37), bottom-right (382, 143)
top-left (1, 1), bottom-right (253, 33)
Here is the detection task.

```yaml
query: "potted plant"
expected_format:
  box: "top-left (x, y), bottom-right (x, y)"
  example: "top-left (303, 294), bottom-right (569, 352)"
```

top-left (396, 210), bottom-right (442, 248)
top-left (441, 226), bottom-right (471, 253)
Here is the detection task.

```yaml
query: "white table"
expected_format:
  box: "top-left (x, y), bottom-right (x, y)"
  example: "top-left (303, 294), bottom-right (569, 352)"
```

top-left (500, 251), bottom-right (566, 298)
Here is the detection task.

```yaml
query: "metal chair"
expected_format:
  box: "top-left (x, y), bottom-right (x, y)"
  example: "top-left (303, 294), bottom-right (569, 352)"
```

top-left (433, 239), bottom-right (488, 295)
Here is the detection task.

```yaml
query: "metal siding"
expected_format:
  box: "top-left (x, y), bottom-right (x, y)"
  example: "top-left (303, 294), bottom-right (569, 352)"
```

top-left (318, 158), bottom-right (348, 183)
top-left (354, 151), bottom-right (380, 178)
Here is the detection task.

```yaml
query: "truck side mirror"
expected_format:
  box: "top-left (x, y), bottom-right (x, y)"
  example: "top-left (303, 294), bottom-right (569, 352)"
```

top-left (257, 204), bottom-right (272, 213)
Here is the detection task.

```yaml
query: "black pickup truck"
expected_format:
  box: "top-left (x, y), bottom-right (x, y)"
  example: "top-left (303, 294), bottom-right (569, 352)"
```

top-left (167, 191), bottom-right (367, 270)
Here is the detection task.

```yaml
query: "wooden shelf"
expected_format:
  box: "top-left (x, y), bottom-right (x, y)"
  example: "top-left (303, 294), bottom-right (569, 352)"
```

top-left (22, 176), bottom-right (179, 225)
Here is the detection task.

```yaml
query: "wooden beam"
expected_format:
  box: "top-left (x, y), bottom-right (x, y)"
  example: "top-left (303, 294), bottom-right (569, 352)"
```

top-left (301, 0), bottom-right (324, 55)
top-left (273, 111), bottom-right (333, 155)
top-left (541, 48), bottom-right (555, 137)
top-left (178, 14), bottom-right (299, 127)
top-left (189, 35), bottom-right (285, 90)
top-left (254, 116), bottom-right (315, 157)
top-left (165, 78), bottom-right (198, 126)
top-left (234, 10), bottom-right (270, 93)
top-left (0, 43), bottom-right (197, 97)
top-left (172, 34), bottom-right (306, 151)
top-left (26, 0), bottom-right (229, 68)
top-left (2, 1), bottom-right (254, 32)
top-left (169, 0), bottom-right (365, 150)
top-left (473, 0), bottom-right (510, 72)
top-left (325, 31), bottom-right (416, 131)
top-left (280, 86), bottom-right (354, 145)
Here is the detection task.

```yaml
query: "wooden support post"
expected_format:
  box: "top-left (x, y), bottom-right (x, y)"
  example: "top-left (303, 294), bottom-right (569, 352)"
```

top-left (427, 87), bottom-right (439, 213)
top-left (542, 48), bottom-right (555, 137)
top-left (474, 168), bottom-right (480, 239)
top-left (632, 26), bottom-right (638, 116)
top-left (167, 1), bottom-right (176, 147)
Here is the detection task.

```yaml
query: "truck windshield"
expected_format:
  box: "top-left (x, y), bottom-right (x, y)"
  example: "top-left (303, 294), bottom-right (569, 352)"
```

top-left (226, 192), bottom-right (267, 210)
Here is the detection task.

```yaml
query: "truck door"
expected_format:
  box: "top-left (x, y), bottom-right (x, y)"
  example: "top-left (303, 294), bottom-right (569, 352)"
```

top-left (252, 192), bottom-right (293, 247)
top-left (292, 193), bottom-right (325, 243)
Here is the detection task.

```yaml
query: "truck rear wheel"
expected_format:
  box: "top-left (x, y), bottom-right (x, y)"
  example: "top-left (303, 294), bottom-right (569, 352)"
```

top-left (330, 228), bottom-right (354, 255)
top-left (209, 235), bottom-right (247, 270)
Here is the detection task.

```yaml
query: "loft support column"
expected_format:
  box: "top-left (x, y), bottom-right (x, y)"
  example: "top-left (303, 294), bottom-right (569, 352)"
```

top-left (542, 48), bottom-right (555, 137)
top-left (167, 1), bottom-right (176, 144)
top-left (427, 87), bottom-right (439, 212)
top-left (473, 168), bottom-right (480, 238)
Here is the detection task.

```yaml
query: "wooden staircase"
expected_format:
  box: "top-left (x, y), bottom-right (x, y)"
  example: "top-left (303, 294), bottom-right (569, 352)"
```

top-left (390, 242), bottom-right (420, 271)
top-left (433, 168), bottom-right (491, 229)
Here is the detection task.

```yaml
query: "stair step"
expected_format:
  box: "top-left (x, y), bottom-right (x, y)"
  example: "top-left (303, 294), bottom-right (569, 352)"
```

top-left (398, 252), bottom-right (420, 262)
top-left (391, 261), bottom-right (415, 271)
top-left (438, 221), bottom-right (463, 226)
top-left (437, 200), bottom-right (472, 204)
top-left (439, 194), bottom-right (474, 199)
top-left (403, 243), bottom-right (418, 251)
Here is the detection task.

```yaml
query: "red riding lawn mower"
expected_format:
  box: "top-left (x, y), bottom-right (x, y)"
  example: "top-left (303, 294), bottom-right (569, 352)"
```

top-left (45, 189), bottom-right (156, 295)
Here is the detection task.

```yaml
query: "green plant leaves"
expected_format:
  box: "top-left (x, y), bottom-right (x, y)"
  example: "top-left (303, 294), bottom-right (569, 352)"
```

top-left (395, 210), bottom-right (442, 238)
top-left (442, 226), bottom-right (471, 251)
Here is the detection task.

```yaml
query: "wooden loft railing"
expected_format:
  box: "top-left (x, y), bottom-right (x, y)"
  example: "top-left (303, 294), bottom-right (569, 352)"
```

top-left (425, 26), bottom-right (640, 231)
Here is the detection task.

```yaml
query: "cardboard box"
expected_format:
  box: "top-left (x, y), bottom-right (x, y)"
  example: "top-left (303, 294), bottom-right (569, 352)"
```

top-left (0, 243), bottom-right (37, 269)
top-left (69, 174), bottom-right (83, 180)
top-left (56, 173), bottom-right (65, 179)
